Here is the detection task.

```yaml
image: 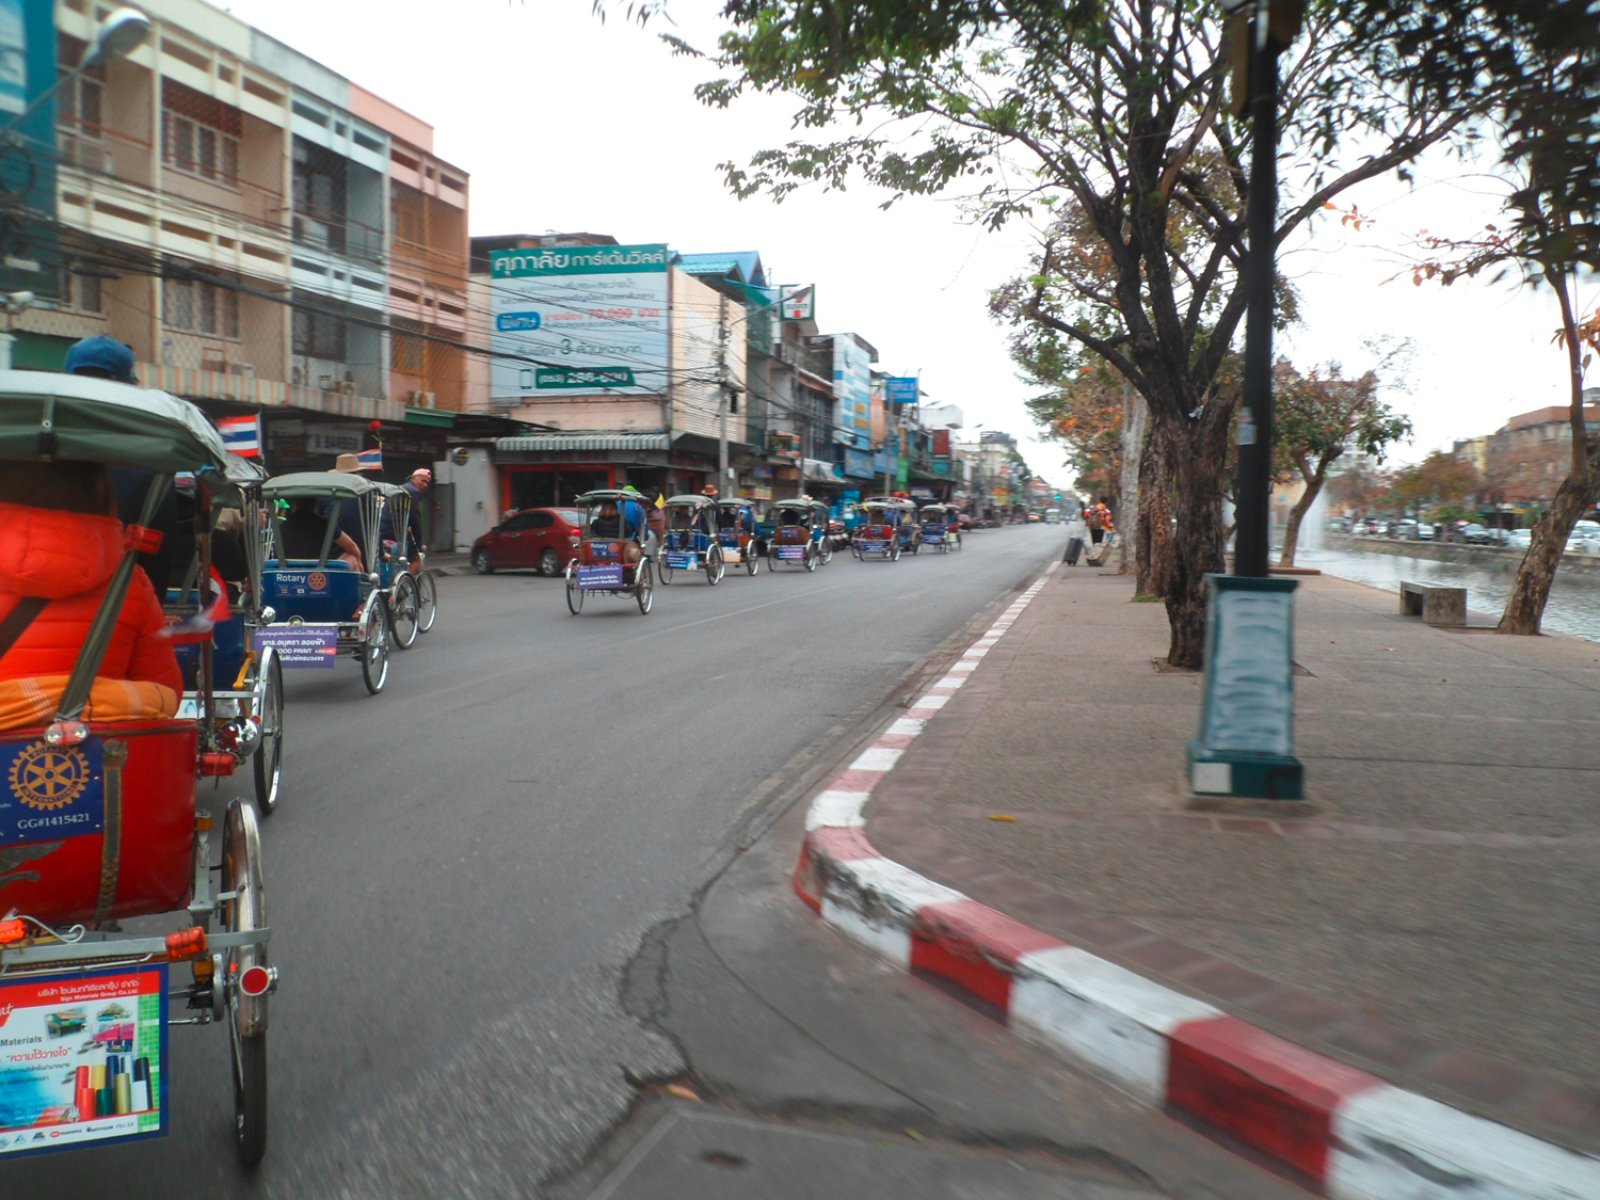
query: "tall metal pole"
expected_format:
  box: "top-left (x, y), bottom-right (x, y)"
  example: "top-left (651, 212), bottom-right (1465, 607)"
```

top-left (1232, 0), bottom-right (1279, 578)
top-left (717, 294), bottom-right (730, 495)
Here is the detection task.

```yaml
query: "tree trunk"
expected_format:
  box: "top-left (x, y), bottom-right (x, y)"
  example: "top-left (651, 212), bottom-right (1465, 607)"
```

top-left (1118, 387), bottom-right (1147, 577)
top-left (1278, 476), bottom-right (1324, 568)
top-left (1158, 411), bottom-right (1231, 668)
top-left (1498, 439), bottom-right (1600, 633)
top-left (1138, 421), bottom-right (1176, 597)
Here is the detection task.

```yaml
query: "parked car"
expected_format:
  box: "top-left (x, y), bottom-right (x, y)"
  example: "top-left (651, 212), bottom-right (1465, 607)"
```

top-left (471, 507), bottom-right (584, 576)
top-left (1507, 528), bottom-right (1533, 551)
top-left (1566, 520), bottom-right (1600, 555)
top-left (1414, 523), bottom-right (1436, 541)
top-left (1460, 523), bottom-right (1493, 544)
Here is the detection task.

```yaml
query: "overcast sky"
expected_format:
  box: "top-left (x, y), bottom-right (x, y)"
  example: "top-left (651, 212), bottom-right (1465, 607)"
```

top-left (217, 0), bottom-right (1592, 484)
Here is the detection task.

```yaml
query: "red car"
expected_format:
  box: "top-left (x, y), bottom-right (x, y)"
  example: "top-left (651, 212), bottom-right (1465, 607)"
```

top-left (471, 508), bottom-right (583, 576)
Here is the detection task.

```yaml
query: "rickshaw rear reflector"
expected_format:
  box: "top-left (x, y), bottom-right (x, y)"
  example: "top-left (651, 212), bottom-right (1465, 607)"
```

top-left (199, 752), bottom-right (236, 776)
top-left (164, 927), bottom-right (208, 960)
top-left (238, 964), bottom-right (275, 997)
top-left (0, 919), bottom-right (26, 945)
top-left (44, 720), bottom-right (89, 747)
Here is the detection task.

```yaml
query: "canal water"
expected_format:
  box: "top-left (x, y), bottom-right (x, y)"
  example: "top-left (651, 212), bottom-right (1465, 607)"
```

top-left (1297, 545), bottom-right (1600, 644)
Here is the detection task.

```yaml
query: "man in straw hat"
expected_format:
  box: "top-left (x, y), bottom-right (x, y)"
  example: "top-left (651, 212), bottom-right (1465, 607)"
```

top-left (326, 451), bottom-right (378, 569)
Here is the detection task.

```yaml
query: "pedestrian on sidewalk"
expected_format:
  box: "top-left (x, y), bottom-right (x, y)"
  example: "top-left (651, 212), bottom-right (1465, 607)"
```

top-left (1085, 497), bottom-right (1114, 545)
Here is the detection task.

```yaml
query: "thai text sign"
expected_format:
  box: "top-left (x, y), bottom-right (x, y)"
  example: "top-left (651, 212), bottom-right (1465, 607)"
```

top-left (490, 245), bottom-right (670, 399)
top-left (0, 967), bottom-right (167, 1158)
top-left (253, 625), bottom-right (340, 668)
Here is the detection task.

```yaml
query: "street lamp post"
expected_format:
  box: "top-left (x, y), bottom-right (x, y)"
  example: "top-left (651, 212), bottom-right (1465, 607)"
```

top-left (1187, 0), bottom-right (1306, 804)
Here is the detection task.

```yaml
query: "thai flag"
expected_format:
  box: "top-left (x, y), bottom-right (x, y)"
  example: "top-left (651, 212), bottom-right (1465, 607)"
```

top-left (158, 567), bottom-right (231, 645)
top-left (357, 448), bottom-right (383, 470)
top-left (217, 415), bottom-right (261, 458)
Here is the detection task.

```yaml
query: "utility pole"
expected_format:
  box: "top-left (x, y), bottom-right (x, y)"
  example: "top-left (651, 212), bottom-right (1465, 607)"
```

top-left (717, 294), bottom-right (730, 496)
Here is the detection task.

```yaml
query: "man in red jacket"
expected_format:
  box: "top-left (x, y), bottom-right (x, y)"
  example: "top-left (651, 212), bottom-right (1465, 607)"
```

top-left (0, 460), bottom-right (182, 723)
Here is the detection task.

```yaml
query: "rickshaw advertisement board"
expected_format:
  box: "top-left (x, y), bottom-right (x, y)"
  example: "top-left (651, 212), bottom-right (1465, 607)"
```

top-left (253, 625), bottom-right (339, 668)
top-left (0, 967), bottom-right (168, 1158)
top-left (0, 738), bottom-right (105, 846)
top-left (577, 565), bottom-right (624, 590)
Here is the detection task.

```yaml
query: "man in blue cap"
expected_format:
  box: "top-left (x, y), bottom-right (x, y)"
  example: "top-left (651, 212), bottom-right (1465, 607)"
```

top-left (63, 336), bottom-right (180, 599)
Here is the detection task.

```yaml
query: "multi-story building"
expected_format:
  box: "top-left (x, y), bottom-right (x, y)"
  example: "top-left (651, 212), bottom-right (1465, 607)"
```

top-left (1481, 396), bottom-right (1600, 504)
top-left (12, 0), bottom-right (472, 488)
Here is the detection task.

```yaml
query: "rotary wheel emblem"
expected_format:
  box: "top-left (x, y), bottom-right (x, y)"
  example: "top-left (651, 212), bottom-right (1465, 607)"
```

top-left (7, 743), bottom-right (91, 811)
top-left (306, 572), bottom-right (328, 591)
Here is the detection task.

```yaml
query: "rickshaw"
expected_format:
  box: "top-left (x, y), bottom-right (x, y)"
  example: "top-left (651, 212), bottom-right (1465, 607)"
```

top-left (658, 493), bottom-right (724, 586)
top-left (768, 498), bottom-right (831, 571)
top-left (919, 503), bottom-right (963, 554)
top-left (375, 482), bottom-right (425, 649)
top-left (168, 453), bottom-right (285, 814)
top-left (852, 497), bottom-right (916, 561)
top-left (715, 497), bottom-right (766, 577)
top-left (259, 471), bottom-right (393, 694)
top-left (565, 489), bottom-right (654, 615)
top-left (0, 371), bottom-right (276, 1164)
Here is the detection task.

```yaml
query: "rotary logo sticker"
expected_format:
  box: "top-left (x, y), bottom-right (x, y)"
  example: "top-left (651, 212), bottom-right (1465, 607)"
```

top-left (1, 740), bottom-right (104, 844)
top-left (306, 572), bottom-right (328, 591)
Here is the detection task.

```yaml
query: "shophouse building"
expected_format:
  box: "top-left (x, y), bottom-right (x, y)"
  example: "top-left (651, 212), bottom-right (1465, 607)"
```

top-left (15, 0), bottom-right (485, 535)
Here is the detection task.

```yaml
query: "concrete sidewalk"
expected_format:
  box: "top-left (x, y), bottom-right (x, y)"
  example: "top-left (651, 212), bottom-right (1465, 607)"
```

top-left (795, 557), bottom-right (1600, 1196)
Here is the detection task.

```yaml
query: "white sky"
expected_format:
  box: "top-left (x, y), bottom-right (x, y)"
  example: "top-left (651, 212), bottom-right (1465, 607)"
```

top-left (216, 0), bottom-right (1594, 483)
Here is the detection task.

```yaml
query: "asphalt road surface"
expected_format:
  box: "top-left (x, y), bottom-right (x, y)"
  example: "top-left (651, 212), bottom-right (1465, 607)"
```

top-left (4, 526), bottom-right (1300, 1199)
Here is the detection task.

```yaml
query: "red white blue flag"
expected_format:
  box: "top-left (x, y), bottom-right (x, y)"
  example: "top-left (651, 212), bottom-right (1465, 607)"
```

top-left (217, 414), bottom-right (261, 458)
top-left (357, 448), bottom-right (383, 470)
top-left (157, 567), bottom-right (231, 645)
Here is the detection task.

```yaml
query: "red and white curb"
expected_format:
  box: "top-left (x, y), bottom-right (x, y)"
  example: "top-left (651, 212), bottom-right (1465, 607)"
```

top-left (794, 564), bottom-right (1600, 1199)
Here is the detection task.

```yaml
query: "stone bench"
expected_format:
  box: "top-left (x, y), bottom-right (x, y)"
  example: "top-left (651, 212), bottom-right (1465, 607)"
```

top-left (1399, 580), bottom-right (1466, 626)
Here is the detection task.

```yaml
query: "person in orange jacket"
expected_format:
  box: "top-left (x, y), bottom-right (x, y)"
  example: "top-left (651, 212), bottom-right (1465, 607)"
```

top-left (1084, 497), bottom-right (1115, 545)
top-left (0, 460), bottom-right (183, 727)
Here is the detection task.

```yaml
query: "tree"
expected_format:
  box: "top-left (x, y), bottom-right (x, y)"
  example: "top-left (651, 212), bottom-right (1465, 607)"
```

top-left (1385, 451), bottom-right (1481, 515)
top-left (649, 2), bottom-right (1474, 666)
top-left (1272, 357), bottom-right (1412, 567)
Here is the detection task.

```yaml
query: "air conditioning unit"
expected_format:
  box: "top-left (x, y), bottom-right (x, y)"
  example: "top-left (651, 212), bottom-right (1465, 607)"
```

top-left (407, 389), bottom-right (436, 408)
top-left (229, 361), bottom-right (255, 378)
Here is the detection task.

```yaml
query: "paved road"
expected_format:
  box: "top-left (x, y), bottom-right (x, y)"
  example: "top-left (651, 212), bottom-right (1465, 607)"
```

top-left (7, 527), bottom-right (1104, 1198)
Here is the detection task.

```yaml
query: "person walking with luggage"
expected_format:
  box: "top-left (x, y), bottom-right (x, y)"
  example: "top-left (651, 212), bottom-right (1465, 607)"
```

top-left (1084, 498), bottom-right (1114, 546)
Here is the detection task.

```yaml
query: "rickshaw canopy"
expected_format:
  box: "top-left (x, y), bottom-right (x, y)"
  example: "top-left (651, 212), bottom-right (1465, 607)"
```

top-left (262, 471), bottom-right (386, 501)
top-left (0, 371), bottom-right (239, 501)
top-left (663, 493), bottom-right (718, 511)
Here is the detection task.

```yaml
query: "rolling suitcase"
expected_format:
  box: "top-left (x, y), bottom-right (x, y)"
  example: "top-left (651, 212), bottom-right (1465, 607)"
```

top-left (1064, 537), bottom-right (1084, 565)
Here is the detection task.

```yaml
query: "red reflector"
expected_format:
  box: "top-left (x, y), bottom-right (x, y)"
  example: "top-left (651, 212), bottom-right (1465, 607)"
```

top-left (0, 919), bottom-right (26, 945)
top-left (239, 965), bottom-right (273, 997)
top-left (199, 752), bottom-right (236, 776)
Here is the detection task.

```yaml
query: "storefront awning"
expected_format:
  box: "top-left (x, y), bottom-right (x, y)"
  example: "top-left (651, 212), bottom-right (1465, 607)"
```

top-left (494, 432), bottom-right (671, 453)
top-left (802, 457), bottom-right (844, 484)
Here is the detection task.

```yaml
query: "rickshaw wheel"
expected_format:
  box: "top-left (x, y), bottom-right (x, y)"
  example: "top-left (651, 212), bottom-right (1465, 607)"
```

top-left (390, 573), bottom-right (420, 649)
top-left (891, 542), bottom-right (902, 562)
top-left (252, 654), bottom-right (284, 815)
top-left (417, 571), bottom-right (439, 631)
top-left (565, 564), bottom-right (584, 614)
top-left (636, 560), bottom-right (654, 613)
top-left (706, 545), bottom-right (724, 585)
top-left (804, 545), bottom-right (817, 573)
top-left (361, 603), bottom-right (390, 694)
top-left (658, 552), bottom-right (674, 584)
top-left (223, 801), bottom-right (269, 1166)
top-left (821, 542), bottom-right (834, 565)
top-left (745, 546), bottom-right (760, 576)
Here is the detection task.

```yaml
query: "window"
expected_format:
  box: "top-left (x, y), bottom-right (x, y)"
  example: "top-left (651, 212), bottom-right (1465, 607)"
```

top-left (161, 80), bottom-right (242, 186)
top-left (163, 278), bottom-right (239, 338)
top-left (391, 183), bottom-right (424, 246)
top-left (67, 272), bottom-right (104, 314)
top-left (292, 308), bottom-right (346, 360)
top-left (527, 512), bottom-right (553, 530)
top-left (390, 318), bottom-right (425, 373)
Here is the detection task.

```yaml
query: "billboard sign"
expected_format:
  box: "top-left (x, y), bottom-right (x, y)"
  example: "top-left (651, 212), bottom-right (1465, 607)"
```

top-left (0, 0), bottom-right (61, 299)
top-left (833, 336), bottom-right (872, 450)
top-left (780, 284), bottom-right (815, 320)
top-left (489, 244), bottom-right (670, 398)
top-left (885, 377), bottom-right (918, 406)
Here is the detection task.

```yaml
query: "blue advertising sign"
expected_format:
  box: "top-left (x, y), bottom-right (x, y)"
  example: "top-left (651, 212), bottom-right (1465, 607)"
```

top-left (577, 564), bottom-right (624, 590)
top-left (253, 625), bottom-right (340, 668)
top-left (0, 0), bottom-right (61, 298)
top-left (0, 736), bottom-right (104, 845)
top-left (886, 377), bottom-right (919, 405)
top-left (843, 448), bottom-right (874, 479)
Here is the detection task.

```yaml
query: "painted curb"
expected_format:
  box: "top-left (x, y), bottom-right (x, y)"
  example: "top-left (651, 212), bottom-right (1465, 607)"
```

top-left (794, 563), bottom-right (1600, 1199)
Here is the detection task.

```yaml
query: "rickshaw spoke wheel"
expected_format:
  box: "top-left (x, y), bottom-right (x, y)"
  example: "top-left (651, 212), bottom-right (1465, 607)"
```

top-left (361, 603), bottom-right (389, 694)
top-left (636, 561), bottom-right (654, 613)
top-left (390, 573), bottom-right (420, 649)
top-left (252, 654), bottom-right (284, 815)
top-left (416, 571), bottom-right (438, 631)
top-left (804, 546), bottom-right (816, 572)
top-left (566, 565), bottom-right (584, 614)
top-left (223, 802), bottom-right (269, 1166)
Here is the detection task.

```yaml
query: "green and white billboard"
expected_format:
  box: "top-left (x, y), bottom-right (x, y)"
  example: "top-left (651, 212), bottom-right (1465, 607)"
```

top-left (489, 244), bottom-right (669, 397)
